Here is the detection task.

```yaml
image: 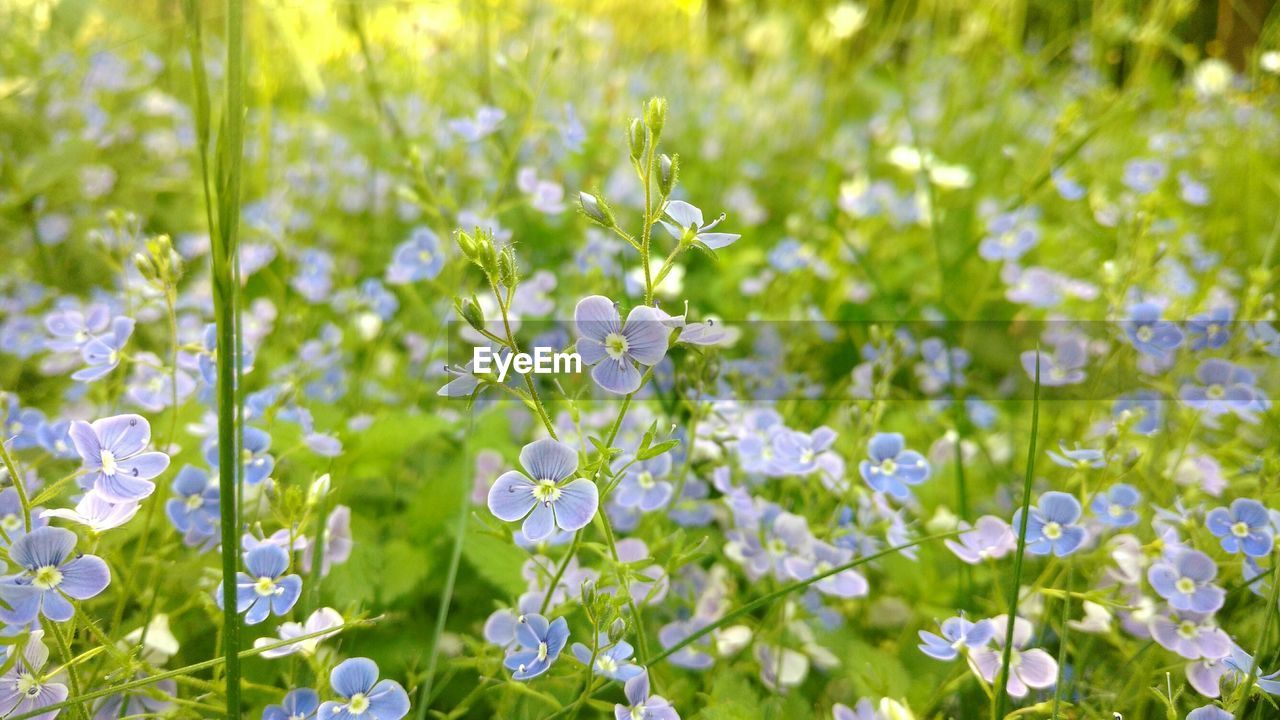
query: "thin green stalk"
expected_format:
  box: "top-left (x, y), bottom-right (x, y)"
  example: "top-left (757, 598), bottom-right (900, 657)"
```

top-left (1052, 562), bottom-right (1072, 718)
top-left (48, 621), bottom-right (87, 720)
top-left (1237, 543), bottom-right (1280, 716)
top-left (993, 348), bottom-right (1042, 720)
top-left (649, 530), bottom-right (960, 666)
top-left (0, 441), bottom-right (31, 531)
top-left (415, 410), bottom-right (476, 720)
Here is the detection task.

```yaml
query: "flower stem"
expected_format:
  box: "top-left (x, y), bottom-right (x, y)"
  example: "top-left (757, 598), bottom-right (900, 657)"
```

top-left (993, 347), bottom-right (1042, 720)
top-left (0, 440), bottom-right (31, 531)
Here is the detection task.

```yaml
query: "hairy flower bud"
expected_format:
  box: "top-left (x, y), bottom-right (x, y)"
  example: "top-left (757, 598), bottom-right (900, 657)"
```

top-left (628, 118), bottom-right (646, 161)
top-left (498, 246), bottom-right (519, 289)
top-left (456, 296), bottom-right (485, 332)
top-left (658, 153), bottom-right (679, 196)
top-left (644, 97), bottom-right (667, 140)
top-left (579, 191), bottom-right (616, 228)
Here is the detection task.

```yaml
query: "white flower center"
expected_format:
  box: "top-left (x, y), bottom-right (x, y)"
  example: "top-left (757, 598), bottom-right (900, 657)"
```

top-left (16, 673), bottom-right (41, 697)
top-left (186, 494), bottom-right (205, 510)
top-left (1231, 521), bottom-right (1251, 538)
top-left (637, 472), bottom-right (655, 490)
top-left (596, 655), bottom-right (619, 674)
top-left (348, 693), bottom-right (369, 714)
top-left (1206, 384), bottom-right (1225, 400)
top-left (1108, 504), bottom-right (1125, 518)
top-left (254, 576), bottom-right (280, 597)
top-left (604, 332), bottom-right (630, 360)
top-left (631, 704), bottom-right (647, 720)
top-left (33, 565), bottom-right (63, 590)
top-left (537, 641), bottom-right (549, 662)
top-left (1175, 577), bottom-right (1197, 595)
top-left (1, 514), bottom-right (20, 532)
top-left (1043, 522), bottom-right (1063, 540)
top-left (1177, 621), bottom-right (1200, 639)
top-left (101, 449), bottom-right (119, 476)
top-left (879, 458), bottom-right (897, 474)
top-left (533, 479), bottom-right (561, 503)
top-left (1136, 326), bottom-right (1154, 343)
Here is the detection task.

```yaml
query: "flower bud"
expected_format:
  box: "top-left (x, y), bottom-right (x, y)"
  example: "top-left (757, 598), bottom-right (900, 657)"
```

top-left (628, 118), bottom-right (646, 161)
top-left (644, 97), bottom-right (667, 140)
top-left (308, 474), bottom-right (332, 506)
top-left (456, 296), bottom-right (485, 332)
top-left (498, 246), bottom-right (518, 289)
top-left (658, 154), bottom-right (679, 196)
top-left (607, 617), bottom-right (627, 644)
top-left (578, 191), bottom-right (616, 228)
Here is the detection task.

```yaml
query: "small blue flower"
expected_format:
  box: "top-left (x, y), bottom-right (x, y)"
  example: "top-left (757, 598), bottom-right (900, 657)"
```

top-left (0, 526), bottom-right (111, 624)
top-left (613, 454), bottom-right (674, 512)
top-left (574, 296), bottom-right (669, 395)
top-left (1179, 359), bottom-right (1263, 423)
top-left (216, 544), bottom-right (302, 625)
top-left (1112, 391), bottom-right (1165, 435)
top-left (71, 316), bottom-right (134, 383)
top-left (263, 688), bottom-right (318, 720)
top-left (978, 211), bottom-right (1039, 262)
top-left (1047, 441), bottom-right (1106, 470)
top-left (1246, 322), bottom-right (1280, 357)
top-left (319, 658), bottom-right (410, 720)
top-left (1090, 484), bottom-right (1141, 527)
top-left (488, 438), bottom-right (598, 541)
top-left (1021, 339), bottom-right (1087, 387)
top-left (386, 227), bottom-right (444, 284)
top-left (571, 634), bottom-right (644, 681)
top-left (1014, 492), bottom-right (1087, 557)
top-left (1123, 302), bottom-right (1183, 356)
top-left (918, 616), bottom-right (994, 661)
top-left (69, 414), bottom-right (170, 503)
top-left (165, 465), bottom-right (219, 549)
top-left (1148, 550), bottom-right (1224, 614)
top-left (504, 614), bottom-right (569, 680)
top-left (660, 200), bottom-right (741, 250)
top-left (205, 426), bottom-right (275, 486)
top-left (1179, 172), bottom-right (1211, 206)
top-left (858, 433), bottom-right (930, 499)
top-left (614, 672), bottom-right (679, 720)
top-left (1206, 499), bottom-right (1274, 557)
top-left (1188, 307), bottom-right (1232, 350)
top-left (1122, 159), bottom-right (1167, 194)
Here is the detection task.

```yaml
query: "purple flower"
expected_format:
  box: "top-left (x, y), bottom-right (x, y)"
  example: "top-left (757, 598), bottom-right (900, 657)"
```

top-left (0, 526), bottom-right (111, 624)
top-left (1206, 499), bottom-right (1273, 557)
top-left (69, 414), bottom-right (170, 502)
top-left (660, 200), bottom-right (741, 250)
top-left (945, 515), bottom-right (1016, 564)
top-left (318, 658), bottom-right (410, 720)
top-left (504, 613), bottom-right (569, 680)
top-left (165, 465), bottom-right (219, 548)
top-left (386, 227), bottom-right (444, 284)
top-left (614, 454), bottom-right (674, 512)
top-left (1113, 391), bottom-right (1165, 434)
top-left (1246, 322), bottom-right (1280, 357)
top-left (858, 433), bottom-right (930, 499)
top-left (0, 487), bottom-right (47, 548)
top-left (1013, 492), bottom-right (1087, 557)
top-left (782, 541), bottom-right (868, 598)
top-left (1123, 302), bottom-right (1183, 356)
top-left (255, 607), bottom-right (343, 659)
top-left (3, 398), bottom-right (44, 451)
top-left (575, 296), bottom-right (669, 394)
top-left (978, 211), bottom-right (1040, 262)
top-left (1090, 484), bottom-right (1141, 528)
top-left (126, 356), bottom-right (196, 412)
top-left (1047, 441), bottom-right (1106, 469)
top-left (571, 634), bottom-right (645, 681)
top-left (1122, 159), bottom-right (1167, 194)
top-left (216, 544), bottom-right (302, 625)
top-left (0, 632), bottom-right (67, 720)
top-left (1148, 550), bottom-right (1225, 614)
top-left (658, 618), bottom-right (713, 670)
top-left (1180, 360), bottom-right (1263, 423)
top-left (263, 689), bottom-right (318, 720)
top-left (303, 505), bottom-right (353, 577)
top-left (205, 426), bottom-right (275, 486)
top-left (91, 674), bottom-right (175, 720)
top-left (1150, 610), bottom-right (1230, 660)
top-left (614, 672), bottom-right (679, 720)
top-left (918, 616), bottom-right (994, 661)
top-left (1020, 338), bottom-right (1087, 386)
top-left (1188, 307), bottom-right (1232, 350)
top-left (71, 316), bottom-right (134, 382)
top-left (42, 492), bottom-right (138, 533)
top-left (771, 426), bottom-right (838, 476)
top-left (967, 615), bottom-right (1058, 698)
top-left (43, 304), bottom-right (110, 353)
top-left (488, 438), bottom-right (598, 541)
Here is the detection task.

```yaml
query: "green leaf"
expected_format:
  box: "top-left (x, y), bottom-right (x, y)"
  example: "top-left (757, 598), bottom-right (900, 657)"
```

top-left (462, 528), bottom-right (527, 596)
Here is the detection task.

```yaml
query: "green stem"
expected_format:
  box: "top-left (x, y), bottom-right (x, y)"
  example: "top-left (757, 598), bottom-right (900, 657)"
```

top-left (48, 621), bottom-right (87, 720)
top-left (0, 440), bottom-right (31, 532)
top-left (993, 346), bottom-right (1041, 720)
top-left (415, 410), bottom-right (475, 720)
top-left (1051, 561), bottom-right (1072, 718)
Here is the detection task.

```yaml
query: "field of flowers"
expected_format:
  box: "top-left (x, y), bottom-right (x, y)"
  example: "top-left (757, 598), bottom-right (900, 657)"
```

top-left (2, 1), bottom-right (1279, 718)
